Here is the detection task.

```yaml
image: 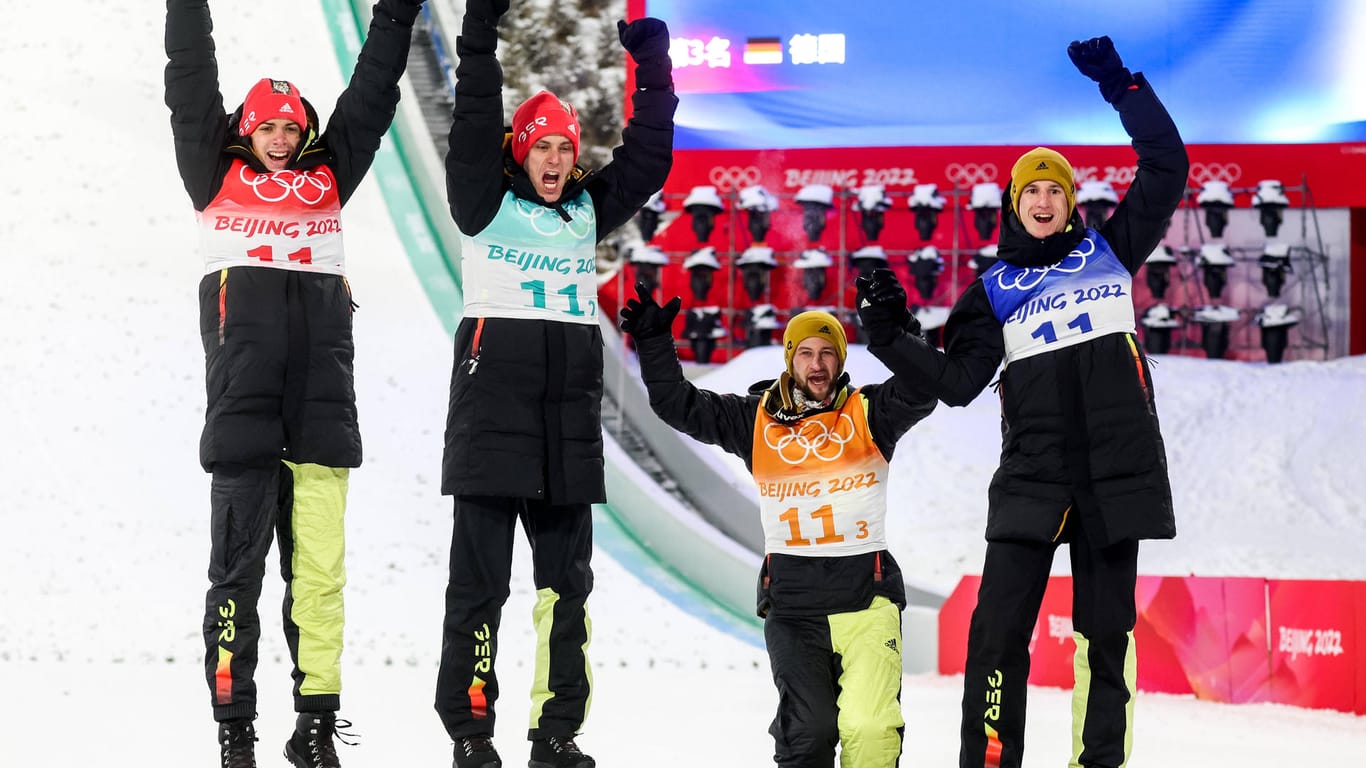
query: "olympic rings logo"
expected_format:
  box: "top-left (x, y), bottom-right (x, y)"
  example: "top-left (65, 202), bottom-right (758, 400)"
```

top-left (514, 196), bottom-right (596, 239)
top-left (994, 238), bottom-right (1096, 292)
top-left (764, 415), bottom-right (856, 465)
top-left (708, 165), bottom-right (762, 192)
top-left (1189, 162), bottom-right (1242, 185)
top-left (240, 165), bottom-right (334, 205)
top-left (944, 163), bottom-right (1000, 186)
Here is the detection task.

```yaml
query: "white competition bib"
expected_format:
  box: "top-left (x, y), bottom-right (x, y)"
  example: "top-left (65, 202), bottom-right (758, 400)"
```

top-left (461, 190), bottom-right (600, 324)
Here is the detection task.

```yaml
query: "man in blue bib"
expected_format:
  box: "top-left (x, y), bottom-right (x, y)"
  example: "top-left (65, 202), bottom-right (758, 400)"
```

top-left (858, 36), bottom-right (1188, 768)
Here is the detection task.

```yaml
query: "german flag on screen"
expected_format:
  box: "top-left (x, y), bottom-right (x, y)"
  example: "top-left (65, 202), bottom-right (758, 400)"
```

top-left (743, 37), bottom-right (783, 65)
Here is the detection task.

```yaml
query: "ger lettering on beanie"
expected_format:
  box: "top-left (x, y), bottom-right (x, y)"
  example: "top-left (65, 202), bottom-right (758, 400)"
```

top-left (1009, 147), bottom-right (1076, 218)
top-left (511, 91), bottom-right (581, 165)
top-left (782, 311), bottom-right (848, 376)
top-left (239, 78), bottom-right (307, 137)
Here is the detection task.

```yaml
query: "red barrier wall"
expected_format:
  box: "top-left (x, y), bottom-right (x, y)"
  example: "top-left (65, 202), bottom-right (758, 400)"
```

top-left (939, 575), bottom-right (1365, 714)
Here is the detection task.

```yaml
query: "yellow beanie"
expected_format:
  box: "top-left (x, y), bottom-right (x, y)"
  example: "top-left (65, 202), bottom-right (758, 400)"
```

top-left (1009, 147), bottom-right (1076, 218)
top-left (783, 311), bottom-right (847, 376)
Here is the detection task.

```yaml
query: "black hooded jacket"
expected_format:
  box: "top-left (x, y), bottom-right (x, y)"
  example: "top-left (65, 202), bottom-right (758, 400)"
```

top-left (165, 0), bottom-right (419, 469)
top-left (869, 74), bottom-right (1188, 548)
top-left (632, 332), bottom-right (937, 617)
top-left (439, 12), bottom-right (677, 503)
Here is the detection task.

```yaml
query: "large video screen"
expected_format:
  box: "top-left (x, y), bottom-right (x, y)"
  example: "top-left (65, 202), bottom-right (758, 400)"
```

top-left (645, 0), bottom-right (1366, 149)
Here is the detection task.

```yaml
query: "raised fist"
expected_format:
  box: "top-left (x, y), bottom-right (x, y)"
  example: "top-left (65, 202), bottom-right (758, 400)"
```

top-left (465, 0), bottom-right (510, 24)
top-left (1067, 36), bottom-right (1135, 103)
top-left (856, 268), bottom-right (917, 345)
top-left (617, 17), bottom-right (671, 63)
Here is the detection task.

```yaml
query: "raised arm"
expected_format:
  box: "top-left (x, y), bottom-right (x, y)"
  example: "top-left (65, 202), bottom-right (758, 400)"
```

top-left (620, 283), bottom-right (758, 463)
top-left (323, 0), bottom-right (424, 205)
top-left (586, 18), bottom-right (679, 240)
top-left (164, 0), bottom-right (229, 210)
top-left (859, 268), bottom-right (1003, 407)
top-left (1069, 36), bottom-right (1190, 273)
top-left (445, 0), bottom-right (512, 236)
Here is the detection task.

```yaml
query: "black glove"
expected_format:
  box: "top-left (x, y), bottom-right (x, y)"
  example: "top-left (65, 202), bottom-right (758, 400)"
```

top-left (1067, 36), bottom-right (1135, 104)
top-left (856, 268), bottom-right (919, 345)
top-left (376, 0), bottom-right (425, 26)
top-left (620, 281), bottom-right (681, 340)
top-left (465, 0), bottom-right (510, 25)
top-left (618, 18), bottom-right (673, 91)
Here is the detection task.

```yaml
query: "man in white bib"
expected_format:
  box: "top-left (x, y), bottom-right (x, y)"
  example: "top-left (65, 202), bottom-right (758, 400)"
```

top-left (433, 2), bottom-right (677, 767)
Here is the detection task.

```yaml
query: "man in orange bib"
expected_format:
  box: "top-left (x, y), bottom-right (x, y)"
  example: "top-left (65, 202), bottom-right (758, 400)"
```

top-left (621, 283), bottom-right (937, 768)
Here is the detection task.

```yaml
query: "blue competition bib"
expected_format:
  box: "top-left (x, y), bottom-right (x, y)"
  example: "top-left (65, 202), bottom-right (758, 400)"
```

top-left (981, 230), bottom-right (1137, 364)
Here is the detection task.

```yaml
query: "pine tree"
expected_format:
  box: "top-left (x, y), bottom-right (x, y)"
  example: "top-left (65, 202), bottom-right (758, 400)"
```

top-left (500, 0), bottom-right (627, 170)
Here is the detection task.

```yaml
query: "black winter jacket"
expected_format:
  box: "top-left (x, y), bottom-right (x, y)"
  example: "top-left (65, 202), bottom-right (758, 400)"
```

top-left (165, 0), bottom-right (418, 469)
top-left (439, 12), bottom-right (677, 502)
top-left (633, 332), bottom-right (937, 617)
top-left (870, 75), bottom-right (1187, 549)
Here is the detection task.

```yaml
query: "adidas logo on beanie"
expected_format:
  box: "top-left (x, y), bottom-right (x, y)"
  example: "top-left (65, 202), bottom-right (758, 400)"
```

top-left (238, 78), bottom-right (307, 137)
top-left (782, 311), bottom-right (847, 376)
top-left (1009, 147), bottom-right (1076, 217)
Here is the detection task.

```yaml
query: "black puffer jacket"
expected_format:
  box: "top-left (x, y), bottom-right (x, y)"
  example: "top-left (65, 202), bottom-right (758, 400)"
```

top-left (870, 75), bottom-right (1187, 548)
top-left (439, 12), bottom-right (677, 502)
top-left (165, 0), bottom-right (419, 469)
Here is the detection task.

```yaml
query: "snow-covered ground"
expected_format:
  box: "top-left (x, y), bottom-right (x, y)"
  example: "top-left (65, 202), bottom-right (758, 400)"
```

top-left (0, 2), bottom-right (1362, 766)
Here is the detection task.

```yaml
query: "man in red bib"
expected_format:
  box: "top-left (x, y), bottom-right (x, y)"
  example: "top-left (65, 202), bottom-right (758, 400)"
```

top-left (164, 1), bottom-right (424, 766)
top-left (621, 284), bottom-right (938, 768)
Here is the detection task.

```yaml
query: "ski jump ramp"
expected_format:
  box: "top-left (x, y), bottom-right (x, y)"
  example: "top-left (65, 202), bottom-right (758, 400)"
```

top-left (321, 0), bottom-right (942, 669)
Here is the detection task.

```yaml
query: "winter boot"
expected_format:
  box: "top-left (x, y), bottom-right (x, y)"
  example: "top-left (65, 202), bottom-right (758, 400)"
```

top-left (218, 718), bottom-right (258, 768)
top-left (528, 735), bottom-right (595, 768)
top-left (284, 711), bottom-right (353, 768)
top-left (453, 734), bottom-right (502, 768)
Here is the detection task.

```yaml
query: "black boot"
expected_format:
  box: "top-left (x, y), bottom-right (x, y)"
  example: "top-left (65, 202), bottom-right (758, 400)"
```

top-left (453, 734), bottom-right (502, 768)
top-left (284, 712), bottom-right (353, 768)
top-left (528, 735), bottom-right (594, 768)
top-left (218, 719), bottom-right (258, 768)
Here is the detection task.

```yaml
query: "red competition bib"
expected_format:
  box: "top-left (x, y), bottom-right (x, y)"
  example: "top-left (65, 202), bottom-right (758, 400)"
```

top-left (197, 160), bottom-right (346, 275)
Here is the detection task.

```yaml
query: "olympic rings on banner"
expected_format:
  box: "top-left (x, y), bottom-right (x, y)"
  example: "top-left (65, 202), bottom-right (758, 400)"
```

top-left (1189, 162), bottom-right (1242, 185)
top-left (944, 162), bottom-right (1000, 186)
top-left (708, 166), bottom-right (763, 192)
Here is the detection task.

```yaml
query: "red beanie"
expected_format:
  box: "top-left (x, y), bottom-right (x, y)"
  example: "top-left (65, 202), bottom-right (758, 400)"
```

top-left (238, 78), bottom-right (308, 137)
top-left (511, 91), bottom-right (580, 165)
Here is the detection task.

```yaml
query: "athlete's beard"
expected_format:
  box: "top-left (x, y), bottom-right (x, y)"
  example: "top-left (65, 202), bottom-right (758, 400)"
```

top-left (792, 380), bottom-right (831, 410)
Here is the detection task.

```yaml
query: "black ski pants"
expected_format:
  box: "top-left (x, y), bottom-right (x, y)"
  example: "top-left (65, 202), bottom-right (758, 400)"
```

top-left (765, 596), bottom-right (905, 768)
top-left (435, 495), bottom-right (594, 741)
top-left (202, 460), bottom-right (349, 722)
top-left (959, 536), bottom-right (1139, 768)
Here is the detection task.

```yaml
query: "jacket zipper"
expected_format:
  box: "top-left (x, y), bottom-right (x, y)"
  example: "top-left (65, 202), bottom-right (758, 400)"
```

top-left (217, 269), bottom-right (228, 346)
top-left (466, 317), bottom-right (485, 374)
top-left (1124, 334), bottom-right (1154, 411)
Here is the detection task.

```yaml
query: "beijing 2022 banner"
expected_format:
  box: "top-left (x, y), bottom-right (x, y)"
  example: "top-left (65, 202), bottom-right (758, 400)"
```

top-left (641, 0), bottom-right (1366, 150)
